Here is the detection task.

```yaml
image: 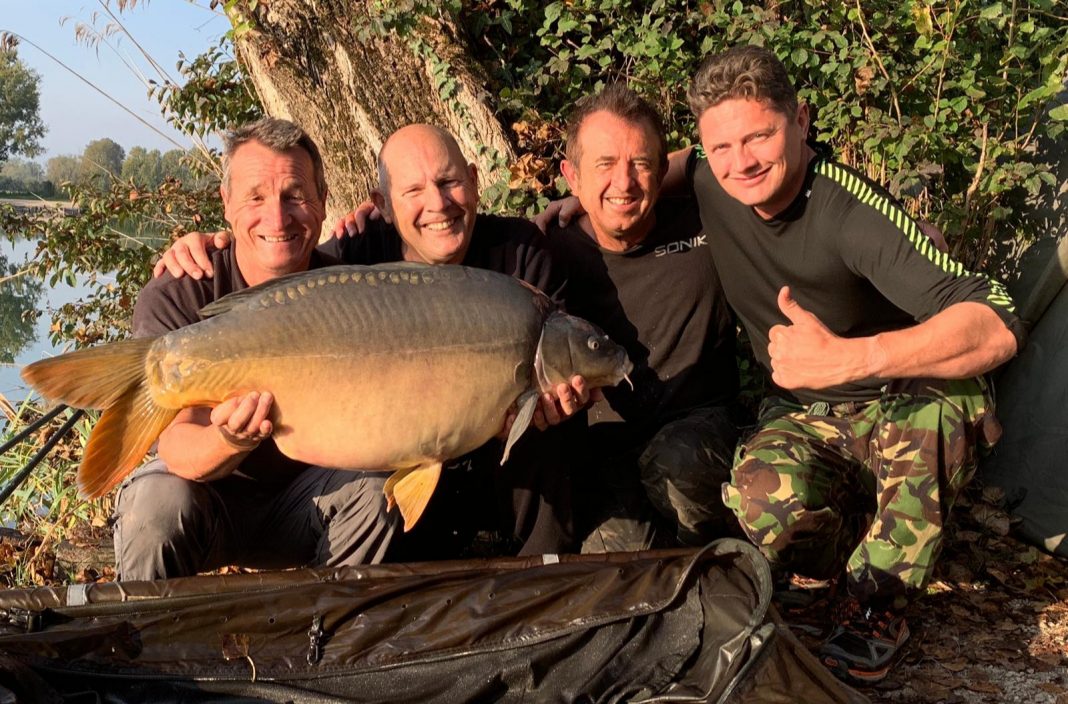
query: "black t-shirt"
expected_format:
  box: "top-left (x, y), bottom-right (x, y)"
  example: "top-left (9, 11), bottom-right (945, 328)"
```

top-left (547, 198), bottom-right (738, 428)
top-left (687, 149), bottom-right (1024, 405)
top-left (317, 214), bottom-right (566, 304)
top-left (132, 246), bottom-right (340, 484)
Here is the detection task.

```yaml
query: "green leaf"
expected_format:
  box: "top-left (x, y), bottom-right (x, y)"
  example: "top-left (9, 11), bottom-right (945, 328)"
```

top-left (979, 3), bottom-right (1004, 20)
top-left (791, 48), bottom-right (808, 65)
top-left (544, 2), bottom-right (562, 24)
top-left (1049, 104), bottom-right (1068, 122)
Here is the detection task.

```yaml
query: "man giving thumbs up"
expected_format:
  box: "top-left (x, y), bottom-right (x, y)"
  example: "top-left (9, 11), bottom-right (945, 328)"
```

top-left (682, 46), bottom-right (1024, 683)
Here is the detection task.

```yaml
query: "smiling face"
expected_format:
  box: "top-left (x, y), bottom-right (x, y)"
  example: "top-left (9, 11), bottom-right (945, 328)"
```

top-left (374, 125), bottom-right (479, 266)
top-left (697, 97), bottom-right (811, 220)
top-left (561, 110), bottom-right (664, 251)
top-left (222, 140), bottom-right (326, 286)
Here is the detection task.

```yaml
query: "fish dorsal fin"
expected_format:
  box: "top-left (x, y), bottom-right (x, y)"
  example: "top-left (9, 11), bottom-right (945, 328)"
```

top-left (384, 462), bottom-right (443, 532)
top-left (198, 262), bottom-right (437, 318)
top-left (501, 390), bottom-right (539, 465)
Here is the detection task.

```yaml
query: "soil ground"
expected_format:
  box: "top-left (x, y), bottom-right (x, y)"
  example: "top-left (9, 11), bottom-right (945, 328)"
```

top-left (783, 484), bottom-right (1068, 703)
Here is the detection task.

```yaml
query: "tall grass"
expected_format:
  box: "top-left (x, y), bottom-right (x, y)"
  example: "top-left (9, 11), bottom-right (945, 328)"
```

top-left (0, 392), bottom-right (111, 586)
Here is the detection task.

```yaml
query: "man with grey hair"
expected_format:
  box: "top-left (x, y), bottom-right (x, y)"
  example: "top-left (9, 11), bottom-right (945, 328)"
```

top-left (113, 117), bottom-right (399, 580)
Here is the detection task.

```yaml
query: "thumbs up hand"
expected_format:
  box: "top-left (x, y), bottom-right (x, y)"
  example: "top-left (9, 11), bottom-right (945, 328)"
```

top-left (767, 286), bottom-right (880, 390)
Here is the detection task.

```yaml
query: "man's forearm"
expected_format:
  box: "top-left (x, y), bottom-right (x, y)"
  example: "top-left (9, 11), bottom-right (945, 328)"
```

top-left (868, 302), bottom-right (1018, 380)
top-left (157, 409), bottom-right (250, 481)
top-left (661, 145), bottom-right (694, 198)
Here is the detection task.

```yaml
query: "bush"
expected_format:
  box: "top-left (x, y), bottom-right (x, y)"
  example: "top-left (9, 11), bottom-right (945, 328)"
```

top-left (454, 0), bottom-right (1067, 272)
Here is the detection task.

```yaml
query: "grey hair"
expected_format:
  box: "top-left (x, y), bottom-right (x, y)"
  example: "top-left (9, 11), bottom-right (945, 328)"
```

top-left (222, 117), bottom-right (327, 199)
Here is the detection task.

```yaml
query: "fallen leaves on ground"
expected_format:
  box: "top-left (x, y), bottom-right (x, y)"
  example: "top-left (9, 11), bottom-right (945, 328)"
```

top-left (785, 484), bottom-right (1068, 703)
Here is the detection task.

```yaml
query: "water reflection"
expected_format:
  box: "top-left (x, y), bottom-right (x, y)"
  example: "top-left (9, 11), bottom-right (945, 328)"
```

top-left (0, 250), bottom-right (42, 364)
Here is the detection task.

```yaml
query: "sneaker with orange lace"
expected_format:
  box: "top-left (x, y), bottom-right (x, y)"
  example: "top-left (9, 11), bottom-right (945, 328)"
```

top-left (818, 598), bottom-right (910, 683)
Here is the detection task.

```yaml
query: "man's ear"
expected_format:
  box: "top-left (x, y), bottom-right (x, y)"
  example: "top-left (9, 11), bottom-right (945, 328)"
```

top-left (560, 159), bottom-right (578, 192)
top-left (371, 189), bottom-right (392, 223)
top-left (796, 102), bottom-right (810, 134)
top-left (220, 184), bottom-right (233, 223)
top-left (468, 162), bottom-right (478, 191)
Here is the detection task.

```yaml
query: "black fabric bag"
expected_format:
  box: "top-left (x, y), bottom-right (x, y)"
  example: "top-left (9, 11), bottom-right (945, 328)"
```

top-left (0, 539), bottom-right (865, 703)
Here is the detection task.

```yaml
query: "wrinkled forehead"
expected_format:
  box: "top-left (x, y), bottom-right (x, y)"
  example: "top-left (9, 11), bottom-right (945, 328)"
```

top-left (227, 142), bottom-right (319, 191)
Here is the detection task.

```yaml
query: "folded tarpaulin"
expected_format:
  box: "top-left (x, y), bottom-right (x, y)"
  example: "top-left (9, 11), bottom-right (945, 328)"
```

top-left (0, 539), bottom-right (865, 703)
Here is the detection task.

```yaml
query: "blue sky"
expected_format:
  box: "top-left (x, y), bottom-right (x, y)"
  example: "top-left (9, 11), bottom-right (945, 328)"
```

top-left (4, 1), bottom-right (229, 161)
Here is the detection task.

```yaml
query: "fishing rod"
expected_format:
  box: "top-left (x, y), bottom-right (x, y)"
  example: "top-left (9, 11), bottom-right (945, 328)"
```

top-left (0, 403), bottom-right (70, 457)
top-left (0, 406), bottom-right (84, 507)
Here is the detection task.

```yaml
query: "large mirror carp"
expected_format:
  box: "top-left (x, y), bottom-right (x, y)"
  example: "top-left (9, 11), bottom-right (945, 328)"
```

top-left (22, 263), bottom-right (632, 531)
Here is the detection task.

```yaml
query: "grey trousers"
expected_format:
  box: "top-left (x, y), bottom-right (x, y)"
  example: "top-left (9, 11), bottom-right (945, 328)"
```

top-left (112, 459), bottom-right (399, 581)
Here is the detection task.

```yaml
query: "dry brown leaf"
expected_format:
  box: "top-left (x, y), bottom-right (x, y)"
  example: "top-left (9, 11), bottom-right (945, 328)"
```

top-left (222, 633), bottom-right (251, 660)
top-left (971, 504), bottom-right (1012, 536)
top-left (964, 680), bottom-right (1002, 694)
top-left (940, 659), bottom-right (968, 672)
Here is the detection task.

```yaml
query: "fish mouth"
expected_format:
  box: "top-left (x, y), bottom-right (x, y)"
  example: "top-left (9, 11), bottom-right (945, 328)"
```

top-left (620, 355), bottom-right (635, 390)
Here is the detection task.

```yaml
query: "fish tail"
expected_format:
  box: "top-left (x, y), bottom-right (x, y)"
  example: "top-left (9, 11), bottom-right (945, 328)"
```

top-left (21, 338), bottom-right (178, 498)
top-left (78, 381), bottom-right (178, 498)
top-left (21, 337), bottom-right (155, 410)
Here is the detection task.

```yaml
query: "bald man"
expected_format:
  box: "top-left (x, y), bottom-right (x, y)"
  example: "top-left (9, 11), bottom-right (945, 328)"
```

top-left (155, 124), bottom-right (580, 560)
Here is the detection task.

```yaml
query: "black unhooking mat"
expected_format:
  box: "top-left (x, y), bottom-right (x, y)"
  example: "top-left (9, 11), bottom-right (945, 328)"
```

top-left (0, 539), bottom-right (865, 703)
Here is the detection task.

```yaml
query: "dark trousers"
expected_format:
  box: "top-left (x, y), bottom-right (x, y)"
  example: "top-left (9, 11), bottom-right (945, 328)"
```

top-left (576, 405), bottom-right (743, 553)
top-left (386, 424), bottom-right (578, 562)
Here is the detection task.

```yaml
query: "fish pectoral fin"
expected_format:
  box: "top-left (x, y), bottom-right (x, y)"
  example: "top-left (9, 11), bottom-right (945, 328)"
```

top-left (502, 390), bottom-right (539, 465)
top-left (384, 462), bottom-right (443, 532)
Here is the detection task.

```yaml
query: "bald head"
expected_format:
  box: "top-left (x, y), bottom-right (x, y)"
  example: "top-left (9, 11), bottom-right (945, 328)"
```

top-left (377, 124), bottom-right (468, 198)
top-left (372, 124), bottom-right (480, 266)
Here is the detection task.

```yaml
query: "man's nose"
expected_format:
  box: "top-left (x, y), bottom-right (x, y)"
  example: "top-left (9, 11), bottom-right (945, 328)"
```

top-left (264, 197), bottom-right (291, 228)
top-left (731, 145), bottom-right (759, 173)
top-left (426, 184), bottom-right (450, 210)
top-left (610, 161), bottom-right (635, 190)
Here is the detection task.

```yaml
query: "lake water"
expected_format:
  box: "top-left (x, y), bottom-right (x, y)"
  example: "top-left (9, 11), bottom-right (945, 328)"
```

top-left (0, 236), bottom-right (106, 407)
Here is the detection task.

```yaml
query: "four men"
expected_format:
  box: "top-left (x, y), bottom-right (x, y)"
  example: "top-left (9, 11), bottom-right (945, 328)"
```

top-left (128, 44), bottom-right (1022, 686)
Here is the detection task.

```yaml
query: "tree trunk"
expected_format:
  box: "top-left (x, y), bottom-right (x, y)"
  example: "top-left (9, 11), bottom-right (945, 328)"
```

top-left (230, 1), bottom-right (516, 228)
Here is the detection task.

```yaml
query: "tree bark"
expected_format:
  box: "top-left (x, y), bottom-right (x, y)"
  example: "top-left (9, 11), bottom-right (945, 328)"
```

top-left (230, 1), bottom-right (516, 229)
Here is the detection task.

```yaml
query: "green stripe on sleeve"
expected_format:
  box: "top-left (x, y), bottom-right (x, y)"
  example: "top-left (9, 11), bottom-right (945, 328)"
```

top-left (815, 160), bottom-right (1016, 313)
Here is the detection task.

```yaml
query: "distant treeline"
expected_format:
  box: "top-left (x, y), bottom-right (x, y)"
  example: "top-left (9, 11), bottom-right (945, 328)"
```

top-left (1, 138), bottom-right (216, 199)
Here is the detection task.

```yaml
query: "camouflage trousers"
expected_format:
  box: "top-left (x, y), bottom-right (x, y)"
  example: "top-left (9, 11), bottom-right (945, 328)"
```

top-left (723, 377), bottom-right (1001, 609)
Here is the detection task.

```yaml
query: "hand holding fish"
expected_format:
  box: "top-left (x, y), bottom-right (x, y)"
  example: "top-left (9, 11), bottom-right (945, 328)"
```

top-left (153, 230), bottom-right (232, 280)
top-left (498, 374), bottom-right (599, 440)
top-left (211, 391), bottom-right (275, 451)
top-left (533, 375), bottom-right (603, 430)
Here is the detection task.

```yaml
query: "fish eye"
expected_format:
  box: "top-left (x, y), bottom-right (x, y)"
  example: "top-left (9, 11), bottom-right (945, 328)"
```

top-left (587, 337), bottom-right (600, 351)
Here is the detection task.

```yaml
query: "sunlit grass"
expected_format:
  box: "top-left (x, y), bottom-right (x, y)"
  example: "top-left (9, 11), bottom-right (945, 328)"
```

top-left (0, 392), bottom-right (111, 586)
